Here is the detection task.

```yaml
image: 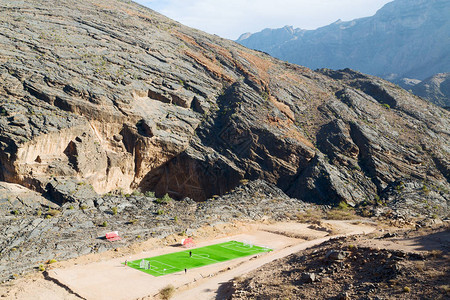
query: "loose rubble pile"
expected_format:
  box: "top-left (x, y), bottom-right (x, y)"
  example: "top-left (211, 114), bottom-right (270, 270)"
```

top-left (231, 227), bottom-right (450, 300)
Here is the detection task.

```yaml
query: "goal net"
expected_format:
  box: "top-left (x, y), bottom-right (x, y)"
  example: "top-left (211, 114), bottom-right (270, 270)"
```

top-left (242, 240), bottom-right (253, 248)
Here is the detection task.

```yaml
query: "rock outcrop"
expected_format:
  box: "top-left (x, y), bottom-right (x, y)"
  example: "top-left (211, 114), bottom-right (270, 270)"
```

top-left (0, 0), bottom-right (449, 210)
top-left (396, 73), bottom-right (450, 108)
top-left (410, 73), bottom-right (450, 108)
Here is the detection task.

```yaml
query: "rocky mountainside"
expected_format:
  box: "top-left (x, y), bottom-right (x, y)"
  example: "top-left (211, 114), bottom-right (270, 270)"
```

top-left (410, 73), bottom-right (450, 108)
top-left (0, 0), bottom-right (449, 214)
top-left (396, 73), bottom-right (450, 108)
top-left (237, 0), bottom-right (450, 82)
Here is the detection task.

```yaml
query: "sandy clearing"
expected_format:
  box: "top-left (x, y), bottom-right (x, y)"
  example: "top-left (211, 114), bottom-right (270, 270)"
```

top-left (50, 220), bottom-right (375, 300)
top-left (48, 230), bottom-right (299, 300)
top-left (0, 273), bottom-right (79, 300)
top-left (357, 227), bottom-right (450, 252)
top-left (0, 220), bottom-right (377, 300)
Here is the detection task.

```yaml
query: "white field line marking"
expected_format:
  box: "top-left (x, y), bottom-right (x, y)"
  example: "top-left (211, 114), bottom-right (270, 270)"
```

top-left (148, 268), bottom-right (165, 275)
top-left (233, 241), bottom-right (272, 251)
top-left (228, 241), bottom-right (264, 249)
top-left (148, 260), bottom-right (177, 270)
top-left (135, 260), bottom-right (178, 275)
top-left (219, 244), bottom-right (269, 254)
top-left (127, 261), bottom-right (170, 275)
top-left (191, 254), bottom-right (220, 263)
top-left (222, 241), bottom-right (256, 249)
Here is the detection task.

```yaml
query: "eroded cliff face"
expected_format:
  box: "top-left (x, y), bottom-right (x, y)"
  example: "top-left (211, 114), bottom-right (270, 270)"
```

top-left (0, 0), bottom-right (449, 208)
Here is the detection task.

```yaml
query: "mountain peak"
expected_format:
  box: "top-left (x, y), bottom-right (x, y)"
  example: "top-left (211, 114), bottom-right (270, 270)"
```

top-left (237, 32), bottom-right (252, 41)
top-left (237, 0), bottom-right (450, 85)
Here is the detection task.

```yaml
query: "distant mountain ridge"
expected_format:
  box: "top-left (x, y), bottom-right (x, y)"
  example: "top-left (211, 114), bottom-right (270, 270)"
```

top-left (237, 0), bottom-right (450, 82)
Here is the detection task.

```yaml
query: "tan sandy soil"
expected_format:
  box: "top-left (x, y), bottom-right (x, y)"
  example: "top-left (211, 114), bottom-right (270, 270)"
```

top-left (358, 226), bottom-right (450, 252)
top-left (0, 273), bottom-right (79, 300)
top-left (0, 220), bottom-right (376, 300)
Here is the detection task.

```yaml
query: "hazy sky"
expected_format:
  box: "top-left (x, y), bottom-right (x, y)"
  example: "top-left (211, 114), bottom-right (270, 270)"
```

top-left (135, 0), bottom-right (393, 40)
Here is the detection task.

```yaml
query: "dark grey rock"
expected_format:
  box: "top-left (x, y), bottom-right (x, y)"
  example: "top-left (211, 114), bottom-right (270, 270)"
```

top-left (301, 272), bottom-right (317, 283)
top-left (46, 178), bottom-right (97, 204)
top-left (326, 250), bottom-right (347, 261)
top-left (338, 292), bottom-right (350, 300)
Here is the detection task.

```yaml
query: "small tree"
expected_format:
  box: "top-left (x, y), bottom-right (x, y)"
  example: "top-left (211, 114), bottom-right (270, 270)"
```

top-left (156, 193), bottom-right (172, 204)
top-left (145, 191), bottom-right (155, 197)
top-left (161, 193), bottom-right (172, 202)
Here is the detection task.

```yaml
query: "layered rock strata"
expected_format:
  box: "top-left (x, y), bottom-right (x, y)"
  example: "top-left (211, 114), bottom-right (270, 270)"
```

top-left (0, 0), bottom-right (448, 209)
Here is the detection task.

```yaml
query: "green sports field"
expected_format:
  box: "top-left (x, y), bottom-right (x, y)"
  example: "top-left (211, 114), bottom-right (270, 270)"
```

top-left (125, 241), bottom-right (272, 276)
